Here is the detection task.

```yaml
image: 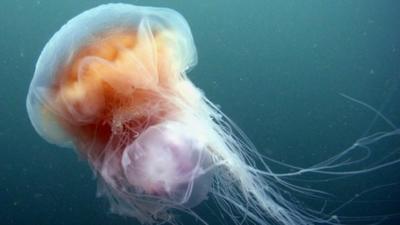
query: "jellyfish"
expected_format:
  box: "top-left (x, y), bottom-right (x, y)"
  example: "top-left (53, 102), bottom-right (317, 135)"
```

top-left (26, 3), bottom-right (400, 225)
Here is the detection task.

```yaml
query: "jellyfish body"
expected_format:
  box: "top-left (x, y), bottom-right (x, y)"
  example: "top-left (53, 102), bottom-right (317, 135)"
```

top-left (26, 3), bottom-right (399, 225)
top-left (27, 4), bottom-right (215, 222)
top-left (26, 3), bottom-right (320, 224)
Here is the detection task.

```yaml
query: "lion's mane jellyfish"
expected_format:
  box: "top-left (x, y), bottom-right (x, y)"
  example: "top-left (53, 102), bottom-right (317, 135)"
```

top-left (27, 3), bottom-right (400, 225)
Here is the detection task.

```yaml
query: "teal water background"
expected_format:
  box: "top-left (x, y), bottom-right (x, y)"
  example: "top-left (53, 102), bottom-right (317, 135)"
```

top-left (1, 0), bottom-right (399, 224)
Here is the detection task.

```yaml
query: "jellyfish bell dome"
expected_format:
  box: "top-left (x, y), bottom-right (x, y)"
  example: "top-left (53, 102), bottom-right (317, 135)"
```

top-left (26, 3), bottom-right (198, 148)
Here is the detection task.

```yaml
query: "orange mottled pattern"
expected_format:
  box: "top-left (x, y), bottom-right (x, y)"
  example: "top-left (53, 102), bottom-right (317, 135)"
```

top-left (47, 30), bottom-right (180, 159)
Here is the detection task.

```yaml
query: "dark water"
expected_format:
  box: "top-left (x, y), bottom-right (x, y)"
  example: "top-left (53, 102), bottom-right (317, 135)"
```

top-left (1, 0), bottom-right (399, 224)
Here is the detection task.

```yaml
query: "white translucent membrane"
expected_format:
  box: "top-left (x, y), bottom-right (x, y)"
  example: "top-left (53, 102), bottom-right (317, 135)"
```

top-left (26, 3), bottom-right (400, 225)
top-left (121, 121), bottom-right (212, 208)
